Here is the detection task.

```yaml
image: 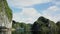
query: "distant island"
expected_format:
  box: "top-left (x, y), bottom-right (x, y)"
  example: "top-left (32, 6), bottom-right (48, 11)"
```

top-left (12, 16), bottom-right (60, 34)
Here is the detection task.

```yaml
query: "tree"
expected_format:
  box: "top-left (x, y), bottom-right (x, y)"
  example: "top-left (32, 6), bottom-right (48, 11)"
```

top-left (31, 22), bottom-right (41, 34)
top-left (56, 21), bottom-right (60, 34)
top-left (49, 21), bottom-right (58, 34)
top-left (31, 16), bottom-right (50, 34)
top-left (31, 16), bottom-right (58, 34)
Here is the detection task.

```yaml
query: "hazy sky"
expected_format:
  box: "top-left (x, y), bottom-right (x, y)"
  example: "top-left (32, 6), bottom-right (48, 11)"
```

top-left (7, 0), bottom-right (60, 24)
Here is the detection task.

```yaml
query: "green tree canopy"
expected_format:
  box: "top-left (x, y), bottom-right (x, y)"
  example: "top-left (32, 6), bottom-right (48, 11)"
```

top-left (31, 16), bottom-right (58, 34)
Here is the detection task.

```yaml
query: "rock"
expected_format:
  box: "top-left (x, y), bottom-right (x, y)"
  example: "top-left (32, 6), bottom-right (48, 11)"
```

top-left (0, 0), bottom-right (12, 28)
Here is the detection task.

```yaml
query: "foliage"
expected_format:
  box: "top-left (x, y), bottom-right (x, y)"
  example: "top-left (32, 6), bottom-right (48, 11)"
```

top-left (12, 16), bottom-right (59, 34)
top-left (0, 0), bottom-right (12, 22)
top-left (31, 16), bottom-right (58, 34)
top-left (12, 20), bottom-right (32, 34)
top-left (56, 21), bottom-right (60, 34)
top-left (4, 0), bottom-right (12, 22)
top-left (0, 0), bottom-right (60, 34)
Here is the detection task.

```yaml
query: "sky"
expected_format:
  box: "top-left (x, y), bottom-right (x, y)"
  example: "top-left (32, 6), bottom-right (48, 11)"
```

top-left (7, 0), bottom-right (60, 24)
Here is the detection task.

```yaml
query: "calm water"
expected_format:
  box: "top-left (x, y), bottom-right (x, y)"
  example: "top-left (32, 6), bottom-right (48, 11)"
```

top-left (0, 30), bottom-right (11, 34)
top-left (0, 30), bottom-right (32, 34)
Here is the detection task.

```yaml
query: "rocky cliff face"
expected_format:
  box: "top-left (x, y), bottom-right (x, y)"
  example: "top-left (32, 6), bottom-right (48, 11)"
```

top-left (0, 0), bottom-right (12, 28)
top-left (32, 16), bottom-right (58, 34)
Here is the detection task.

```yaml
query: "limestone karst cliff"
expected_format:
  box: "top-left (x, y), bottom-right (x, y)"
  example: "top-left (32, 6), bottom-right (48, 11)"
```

top-left (0, 0), bottom-right (12, 28)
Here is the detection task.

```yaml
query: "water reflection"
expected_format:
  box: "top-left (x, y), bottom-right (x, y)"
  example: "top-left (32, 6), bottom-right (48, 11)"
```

top-left (0, 30), bottom-right (32, 34)
top-left (0, 30), bottom-right (11, 34)
top-left (12, 30), bottom-right (32, 34)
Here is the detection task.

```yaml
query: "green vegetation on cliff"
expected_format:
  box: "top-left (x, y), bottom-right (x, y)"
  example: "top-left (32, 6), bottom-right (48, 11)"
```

top-left (4, 0), bottom-right (12, 22)
top-left (0, 0), bottom-right (12, 22)
top-left (31, 16), bottom-right (58, 34)
top-left (12, 16), bottom-right (60, 34)
top-left (12, 20), bottom-right (32, 34)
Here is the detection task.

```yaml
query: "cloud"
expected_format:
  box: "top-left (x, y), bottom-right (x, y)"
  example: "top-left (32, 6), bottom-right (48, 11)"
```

top-left (13, 6), bottom-right (60, 23)
top-left (52, 0), bottom-right (60, 7)
top-left (7, 0), bottom-right (52, 8)
top-left (43, 6), bottom-right (60, 23)
top-left (8, 0), bottom-right (60, 23)
top-left (42, 0), bottom-right (60, 23)
top-left (13, 8), bottom-right (41, 24)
